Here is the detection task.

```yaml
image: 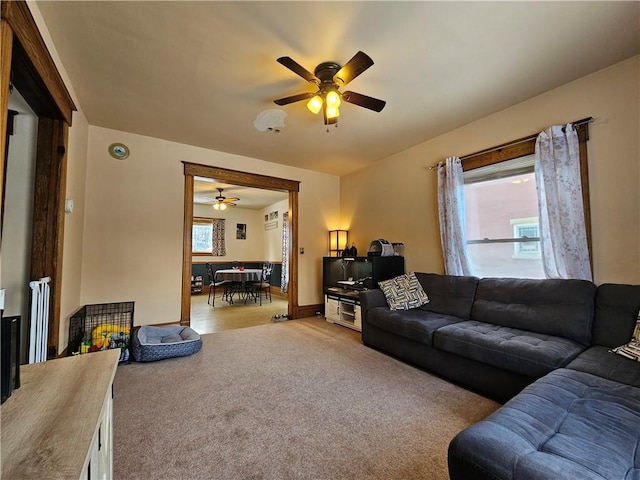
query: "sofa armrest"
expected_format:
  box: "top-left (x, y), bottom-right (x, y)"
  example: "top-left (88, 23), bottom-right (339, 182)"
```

top-left (360, 289), bottom-right (388, 322)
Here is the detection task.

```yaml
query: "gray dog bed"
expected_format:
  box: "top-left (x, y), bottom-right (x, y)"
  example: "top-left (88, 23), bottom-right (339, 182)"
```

top-left (131, 325), bottom-right (202, 362)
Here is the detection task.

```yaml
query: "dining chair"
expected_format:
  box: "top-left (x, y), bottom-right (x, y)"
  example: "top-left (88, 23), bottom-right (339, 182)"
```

top-left (205, 263), bottom-right (230, 307)
top-left (247, 262), bottom-right (273, 305)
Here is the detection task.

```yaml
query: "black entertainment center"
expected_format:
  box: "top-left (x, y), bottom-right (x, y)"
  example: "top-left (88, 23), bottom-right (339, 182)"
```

top-left (322, 256), bottom-right (404, 331)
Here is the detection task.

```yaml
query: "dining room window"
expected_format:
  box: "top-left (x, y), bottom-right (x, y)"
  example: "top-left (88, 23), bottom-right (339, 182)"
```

top-left (192, 217), bottom-right (226, 256)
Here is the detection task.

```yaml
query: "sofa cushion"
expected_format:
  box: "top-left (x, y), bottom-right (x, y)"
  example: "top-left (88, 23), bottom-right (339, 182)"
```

top-left (367, 306), bottom-right (463, 345)
top-left (592, 283), bottom-right (640, 348)
top-left (448, 369), bottom-right (640, 480)
top-left (567, 346), bottom-right (640, 388)
top-left (434, 321), bottom-right (584, 378)
top-left (378, 272), bottom-right (430, 310)
top-left (414, 273), bottom-right (479, 319)
top-left (470, 277), bottom-right (596, 346)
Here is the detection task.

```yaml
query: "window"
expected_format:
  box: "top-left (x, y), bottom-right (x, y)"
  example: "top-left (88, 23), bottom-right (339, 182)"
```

top-left (464, 156), bottom-right (545, 279)
top-left (192, 218), bottom-right (213, 254)
top-left (192, 217), bottom-right (225, 256)
top-left (511, 219), bottom-right (540, 258)
top-left (458, 118), bottom-right (592, 279)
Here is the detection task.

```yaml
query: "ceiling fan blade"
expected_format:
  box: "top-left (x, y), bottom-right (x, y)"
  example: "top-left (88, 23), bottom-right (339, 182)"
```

top-left (342, 91), bottom-right (386, 112)
top-left (274, 92), bottom-right (315, 106)
top-left (277, 57), bottom-right (319, 84)
top-left (333, 51), bottom-right (374, 86)
top-left (223, 197), bottom-right (240, 203)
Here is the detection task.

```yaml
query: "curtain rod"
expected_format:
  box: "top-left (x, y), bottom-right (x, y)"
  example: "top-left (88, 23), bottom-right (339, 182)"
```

top-left (427, 117), bottom-right (593, 170)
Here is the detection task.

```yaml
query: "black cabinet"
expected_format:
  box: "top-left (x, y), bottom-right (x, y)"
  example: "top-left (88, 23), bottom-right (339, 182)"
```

top-left (323, 256), bottom-right (404, 331)
top-left (322, 256), bottom-right (405, 300)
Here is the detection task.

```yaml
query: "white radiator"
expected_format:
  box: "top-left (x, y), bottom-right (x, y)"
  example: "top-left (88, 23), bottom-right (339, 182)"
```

top-left (29, 277), bottom-right (51, 364)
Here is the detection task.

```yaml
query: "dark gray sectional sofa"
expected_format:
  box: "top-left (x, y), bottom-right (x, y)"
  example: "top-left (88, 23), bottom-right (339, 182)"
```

top-left (359, 273), bottom-right (640, 480)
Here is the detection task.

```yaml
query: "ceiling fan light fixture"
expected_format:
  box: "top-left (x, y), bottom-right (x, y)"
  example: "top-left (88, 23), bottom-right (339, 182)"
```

top-left (274, 52), bottom-right (385, 127)
top-left (307, 95), bottom-right (323, 114)
top-left (325, 90), bottom-right (341, 108)
top-left (213, 202), bottom-right (227, 211)
top-left (326, 105), bottom-right (340, 119)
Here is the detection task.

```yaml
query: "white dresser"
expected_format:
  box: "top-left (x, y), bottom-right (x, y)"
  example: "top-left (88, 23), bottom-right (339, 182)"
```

top-left (1, 349), bottom-right (120, 479)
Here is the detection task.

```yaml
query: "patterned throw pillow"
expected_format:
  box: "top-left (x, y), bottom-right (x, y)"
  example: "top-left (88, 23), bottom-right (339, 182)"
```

top-left (611, 318), bottom-right (640, 362)
top-left (378, 272), bottom-right (430, 311)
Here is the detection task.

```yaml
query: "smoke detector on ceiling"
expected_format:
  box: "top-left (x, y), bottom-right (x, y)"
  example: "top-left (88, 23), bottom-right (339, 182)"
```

top-left (254, 109), bottom-right (287, 133)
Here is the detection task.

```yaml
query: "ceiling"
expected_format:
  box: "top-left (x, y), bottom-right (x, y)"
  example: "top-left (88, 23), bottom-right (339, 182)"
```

top-left (193, 178), bottom-right (288, 210)
top-left (36, 1), bottom-right (639, 177)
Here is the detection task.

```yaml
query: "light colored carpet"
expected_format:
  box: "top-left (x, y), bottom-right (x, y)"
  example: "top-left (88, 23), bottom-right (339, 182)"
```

top-left (113, 318), bottom-right (498, 479)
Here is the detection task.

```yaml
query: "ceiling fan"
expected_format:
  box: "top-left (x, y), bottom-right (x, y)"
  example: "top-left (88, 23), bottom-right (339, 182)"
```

top-left (210, 188), bottom-right (239, 211)
top-left (273, 51), bottom-right (386, 126)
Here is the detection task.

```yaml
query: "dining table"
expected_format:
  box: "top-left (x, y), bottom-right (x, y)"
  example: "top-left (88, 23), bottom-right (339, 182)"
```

top-left (214, 268), bottom-right (263, 304)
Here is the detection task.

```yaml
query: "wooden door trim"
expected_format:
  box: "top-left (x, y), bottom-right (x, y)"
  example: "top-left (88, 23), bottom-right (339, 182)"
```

top-left (1, 1), bottom-right (75, 124)
top-left (183, 163), bottom-right (300, 192)
top-left (30, 118), bottom-right (67, 356)
top-left (180, 174), bottom-right (195, 325)
top-left (0, 18), bottom-right (13, 229)
top-left (1, 0), bottom-right (77, 358)
top-left (181, 162), bottom-right (300, 323)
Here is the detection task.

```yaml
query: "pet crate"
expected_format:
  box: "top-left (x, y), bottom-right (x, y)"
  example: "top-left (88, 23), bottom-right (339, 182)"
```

top-left (68, 301), bottom-right (135, 363)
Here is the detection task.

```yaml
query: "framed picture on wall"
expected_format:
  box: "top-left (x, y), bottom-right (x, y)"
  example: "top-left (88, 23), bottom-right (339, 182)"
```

top-left (236, 223), bottom-right (247, 240)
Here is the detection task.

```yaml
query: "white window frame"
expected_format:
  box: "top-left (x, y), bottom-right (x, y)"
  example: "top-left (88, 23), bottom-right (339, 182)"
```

top-left (192, 217), bottom-right (214, 255)
top-left (510, 217), bottom-right (541, 259)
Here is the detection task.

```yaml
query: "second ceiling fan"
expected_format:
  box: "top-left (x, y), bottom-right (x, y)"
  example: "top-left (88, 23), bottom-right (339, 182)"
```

top-left (273, 51), bottom-right (386, 126)
top-left (211, 188), bottom-right (239, 211)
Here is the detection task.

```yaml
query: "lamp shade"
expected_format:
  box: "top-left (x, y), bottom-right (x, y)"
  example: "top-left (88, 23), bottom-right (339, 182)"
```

top-left (325, 90), bottom-right (341, 108)
top-left (328, 230), bottom-right (348, 257)
top-left (307, 95), bottom-right (323, 114)
top-left (326, 106), bottom-right (339, 119)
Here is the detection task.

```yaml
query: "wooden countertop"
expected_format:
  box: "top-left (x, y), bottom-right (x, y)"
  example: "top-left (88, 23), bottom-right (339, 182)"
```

top-left (1, 349), bottom-right (120, 479)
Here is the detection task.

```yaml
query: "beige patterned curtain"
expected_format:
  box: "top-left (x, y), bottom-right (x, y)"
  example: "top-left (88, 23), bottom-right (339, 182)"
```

top-left (281, 212), bottom-right (289, 293)
top-left (212, 218), bottom-right (226, 256)
top-left (535, 124), bottom-right (591, 280)
top-left (437, 157), bottom-right (472, 276)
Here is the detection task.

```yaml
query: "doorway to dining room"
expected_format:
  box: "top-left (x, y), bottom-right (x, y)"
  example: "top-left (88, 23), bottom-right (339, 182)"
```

top-left (189, 184), bottom-right (289, 333)
top-left (180, 163), bottom-right (300, 331)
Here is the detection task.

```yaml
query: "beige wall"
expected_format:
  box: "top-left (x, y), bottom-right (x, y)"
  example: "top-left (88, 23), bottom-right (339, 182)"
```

top-left (261, 198), bottom-right (289, 262)
top-left (341, 55), bottom-right (640, 285)
top-left (3, 91), bottom-right (37, 320)
top-left (59, 110), bottom-right (90, 351)
top-left (193, 197), bottom-right (288, 264)
top-left (80, 126), bottom-right (340, 326)
top-left (192, 204), bottom-right (264, 263)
